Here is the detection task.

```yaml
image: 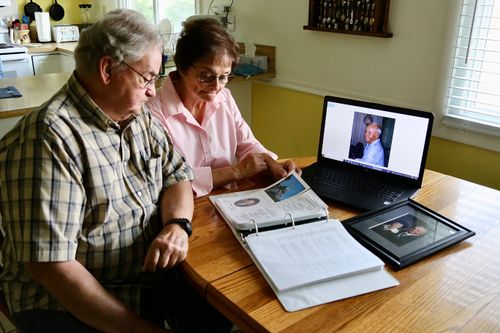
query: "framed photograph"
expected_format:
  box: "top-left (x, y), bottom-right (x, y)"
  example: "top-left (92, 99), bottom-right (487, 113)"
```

top-left (342, 199), bottom-right (475, 268)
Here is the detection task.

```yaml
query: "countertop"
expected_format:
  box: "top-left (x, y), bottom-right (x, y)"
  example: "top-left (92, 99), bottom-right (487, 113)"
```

top-left (0, 42), bottom-right (77, 118)
top-left (26, 42), bottom-right (78, 55)
top-left (0, 72), bottom-right (71, 118)
top-left (0, 42), bottom-right (276, 118)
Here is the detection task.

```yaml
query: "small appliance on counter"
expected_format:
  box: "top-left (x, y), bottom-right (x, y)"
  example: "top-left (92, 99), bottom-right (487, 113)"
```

top-left (35, 12), bottom-right (51, 42)
top-left (52, 25), bottom-right (79, 43)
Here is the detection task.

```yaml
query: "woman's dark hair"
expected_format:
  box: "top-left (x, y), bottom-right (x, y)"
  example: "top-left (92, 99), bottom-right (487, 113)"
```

top-left (174, 18), bottom-right (239, 72)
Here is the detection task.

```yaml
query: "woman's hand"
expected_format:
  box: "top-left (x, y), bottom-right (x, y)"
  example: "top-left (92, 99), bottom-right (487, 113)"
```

top-left (213, 154), bottom-right (302, 188)
top-left (264, 155), bottom-right (302, 180)
top-left (281, 159), bottom-right (302, 176)
top-left (233, 153), bottom-right (269, 180)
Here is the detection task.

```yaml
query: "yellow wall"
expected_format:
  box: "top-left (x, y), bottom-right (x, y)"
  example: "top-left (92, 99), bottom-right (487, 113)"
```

top-left (17, 0), bottom-right (95, 25)
top-left (426, 137), bottom-right (500, 190)
top-left (252, 82), bottom-right (322, 158)
top-left (252, 82), bottom-right (500, 191)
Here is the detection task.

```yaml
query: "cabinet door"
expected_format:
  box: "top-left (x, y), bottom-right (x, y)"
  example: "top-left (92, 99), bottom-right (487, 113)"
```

top-left (32, 53), bottom-right (75, 75)
top-left (0, 116), bottom-right (22, 139)
top-left (32, 54), bottom-right (60, 75)
top-left (60, 53), bottom-right (76, 73)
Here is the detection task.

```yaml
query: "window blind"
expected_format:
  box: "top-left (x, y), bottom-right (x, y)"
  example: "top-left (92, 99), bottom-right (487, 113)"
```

top-left (445, 0), bottom-right (500, 135)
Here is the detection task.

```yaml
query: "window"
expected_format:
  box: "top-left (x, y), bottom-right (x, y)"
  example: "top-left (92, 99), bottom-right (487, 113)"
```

top-left (118, 0), bottom-right (198, 32)
top-left (444, 0), bottom-right (500, 136)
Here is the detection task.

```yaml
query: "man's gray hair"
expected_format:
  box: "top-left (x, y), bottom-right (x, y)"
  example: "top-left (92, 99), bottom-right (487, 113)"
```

top-left (369, 123), bottom-right (382, 136)
top-left (74, 9), bottom-right (163, 74)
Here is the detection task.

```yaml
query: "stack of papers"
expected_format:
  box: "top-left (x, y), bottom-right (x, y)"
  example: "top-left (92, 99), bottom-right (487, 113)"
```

top-left (246, 220), bottom-right (385, 291)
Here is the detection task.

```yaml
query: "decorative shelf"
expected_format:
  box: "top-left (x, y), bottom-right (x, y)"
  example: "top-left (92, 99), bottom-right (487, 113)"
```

top-left (304, 0), bottom-right (392, 38)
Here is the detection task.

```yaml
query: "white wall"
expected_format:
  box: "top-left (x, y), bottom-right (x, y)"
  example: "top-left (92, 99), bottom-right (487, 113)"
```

top-left (89, 1), bottom-right (500, 151)
top-left (227, 1), bottom-right (449, 106)
top-left (200, 0), bottom-right (500, 153)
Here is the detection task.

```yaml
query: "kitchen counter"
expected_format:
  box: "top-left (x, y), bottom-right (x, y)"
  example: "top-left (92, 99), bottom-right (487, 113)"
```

top-left (0, 42), bottom-right (276, 118)
top-left (0, 72), bottom-right (71, 118)
top-left (26, 42), bottom-right (78, 55)
top-left (0, 43), bottom-right (77, 118)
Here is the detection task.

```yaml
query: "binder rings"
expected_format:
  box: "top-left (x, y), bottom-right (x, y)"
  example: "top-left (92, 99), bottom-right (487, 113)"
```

top-left (210, 172), bottom-right (399, 311)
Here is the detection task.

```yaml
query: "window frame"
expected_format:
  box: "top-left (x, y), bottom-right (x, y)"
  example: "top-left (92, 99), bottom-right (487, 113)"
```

top-left (116, 0), bottom-right (200, 25)
top-left (443, 0), bottom-right (500, 138)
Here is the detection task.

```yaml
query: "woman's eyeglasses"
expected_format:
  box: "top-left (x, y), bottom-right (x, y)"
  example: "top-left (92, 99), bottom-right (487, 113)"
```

top-left (123, 62), bottom-right (160, 89)
top-left (192, 65), bottom-right (233, 85)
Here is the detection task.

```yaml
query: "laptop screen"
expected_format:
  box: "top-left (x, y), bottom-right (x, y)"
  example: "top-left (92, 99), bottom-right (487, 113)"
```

top-left (319, 96), bottom-right (434, 181)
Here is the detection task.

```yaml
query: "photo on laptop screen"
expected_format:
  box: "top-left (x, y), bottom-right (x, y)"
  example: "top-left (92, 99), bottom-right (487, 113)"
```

top-left (302, 95), bottom-right (434, 211)
top-left (320, 99), bottom-right (431, 181)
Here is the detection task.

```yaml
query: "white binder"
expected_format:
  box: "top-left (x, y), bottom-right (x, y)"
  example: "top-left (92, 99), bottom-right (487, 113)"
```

top-left (210, 173), bottom-right (399, 312)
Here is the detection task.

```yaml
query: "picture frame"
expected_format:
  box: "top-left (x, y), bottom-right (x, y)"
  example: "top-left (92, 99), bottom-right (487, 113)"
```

top-left (342, 199), bottom-right (475, 269)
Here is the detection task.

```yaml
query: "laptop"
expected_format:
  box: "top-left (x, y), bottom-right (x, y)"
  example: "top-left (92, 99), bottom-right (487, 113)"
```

top-left (302, 95), bottom-right (434, 211)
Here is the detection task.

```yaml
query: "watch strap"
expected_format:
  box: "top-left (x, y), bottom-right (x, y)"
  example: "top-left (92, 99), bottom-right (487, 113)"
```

top-left (165, 218), bottom-right (192, 237)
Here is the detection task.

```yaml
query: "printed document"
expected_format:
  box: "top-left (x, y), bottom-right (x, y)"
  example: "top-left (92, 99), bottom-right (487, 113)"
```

top-left (246, 220), bottom-right (384, 291)
top-left (210, 171), bottom-right (328, 230)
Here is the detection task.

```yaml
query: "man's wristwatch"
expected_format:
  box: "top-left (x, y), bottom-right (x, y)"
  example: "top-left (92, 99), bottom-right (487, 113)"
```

top-left (165, 218), bottom-right (193, 237)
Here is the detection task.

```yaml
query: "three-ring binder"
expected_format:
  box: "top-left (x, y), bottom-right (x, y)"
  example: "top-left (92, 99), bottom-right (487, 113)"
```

top-left (240, 208), bottom-right (330, 242)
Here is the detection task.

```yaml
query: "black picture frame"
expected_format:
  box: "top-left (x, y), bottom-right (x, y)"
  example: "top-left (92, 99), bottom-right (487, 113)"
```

top-left (342, 199), bottom-right (475, 269)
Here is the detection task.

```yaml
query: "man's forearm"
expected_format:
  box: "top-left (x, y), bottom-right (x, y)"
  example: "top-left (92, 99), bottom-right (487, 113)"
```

top-left (160, 180), bottom-right (194, 224)
top-left (27, 260), bottom-right (163, 333)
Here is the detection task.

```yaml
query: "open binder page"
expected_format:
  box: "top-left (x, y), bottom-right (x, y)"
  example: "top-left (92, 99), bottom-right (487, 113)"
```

top-left (245, 220), bottom-right (399, 312)
top-left (222, 218), bottom-right (399, 312)
top-left (245, 220), bottom-right (384, 291)
top-left (210, 171), bottom-right (328, 230)
top-left (274, 262), bottom-right (399, 312)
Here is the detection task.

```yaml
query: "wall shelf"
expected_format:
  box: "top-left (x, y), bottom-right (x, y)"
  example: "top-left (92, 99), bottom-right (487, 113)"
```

top-left (304, 0), bottom-right (392, 38)
top-left (235, 43), bottom-right (276, 81)
top-left (159, 43), bottom-right (276, 84)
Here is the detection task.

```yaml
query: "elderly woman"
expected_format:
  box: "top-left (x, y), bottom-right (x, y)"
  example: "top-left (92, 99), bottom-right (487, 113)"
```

top-left (147, 18), bottom-right (299, 197)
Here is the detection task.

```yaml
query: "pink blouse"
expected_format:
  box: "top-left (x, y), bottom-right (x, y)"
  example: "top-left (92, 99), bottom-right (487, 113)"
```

top-left (146, 75), bottom-right (277, 197)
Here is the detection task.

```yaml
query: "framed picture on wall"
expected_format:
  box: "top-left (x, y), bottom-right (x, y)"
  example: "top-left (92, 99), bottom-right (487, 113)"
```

top-left (342, 199), bottom-right (475, 268)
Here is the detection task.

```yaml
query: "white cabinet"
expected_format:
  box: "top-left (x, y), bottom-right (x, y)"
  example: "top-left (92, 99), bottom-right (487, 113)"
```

top-left (32, 53), bottom-right (75, 75)
top-left (0, 116), bottom-right (22, 140)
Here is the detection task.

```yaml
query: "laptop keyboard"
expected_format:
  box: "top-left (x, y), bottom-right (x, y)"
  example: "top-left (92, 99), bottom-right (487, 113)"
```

top-left (313, 169), bottom-right (403, 202)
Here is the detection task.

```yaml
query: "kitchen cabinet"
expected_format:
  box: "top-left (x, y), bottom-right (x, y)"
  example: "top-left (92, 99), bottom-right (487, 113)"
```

top-left (32, 53), bottom-right (75, 75)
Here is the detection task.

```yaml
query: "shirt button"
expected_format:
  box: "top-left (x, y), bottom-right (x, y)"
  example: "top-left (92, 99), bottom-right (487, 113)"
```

top-left (137, 191), bottom-right (143, 197)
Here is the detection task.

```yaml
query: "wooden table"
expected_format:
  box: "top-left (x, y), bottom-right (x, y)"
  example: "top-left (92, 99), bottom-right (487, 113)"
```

top-left (182, 157), bottom-right (500, 332)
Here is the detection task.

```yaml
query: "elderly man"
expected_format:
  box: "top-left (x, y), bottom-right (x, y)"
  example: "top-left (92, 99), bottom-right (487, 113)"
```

top-left (358, 122), bottom-right (385, 166)
top-left (0, 9), bottom-right (230, 333)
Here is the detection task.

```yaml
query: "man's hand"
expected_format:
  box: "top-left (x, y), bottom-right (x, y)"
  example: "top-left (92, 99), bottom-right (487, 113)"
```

top-left (143, 223), bottom-right (189, 272)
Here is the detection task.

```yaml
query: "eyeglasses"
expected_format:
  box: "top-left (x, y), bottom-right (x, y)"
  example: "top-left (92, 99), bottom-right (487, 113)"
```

top-left (123, 62), bottom-right (160, 89)
top-left (191, 65), bottom-right (233, 85)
